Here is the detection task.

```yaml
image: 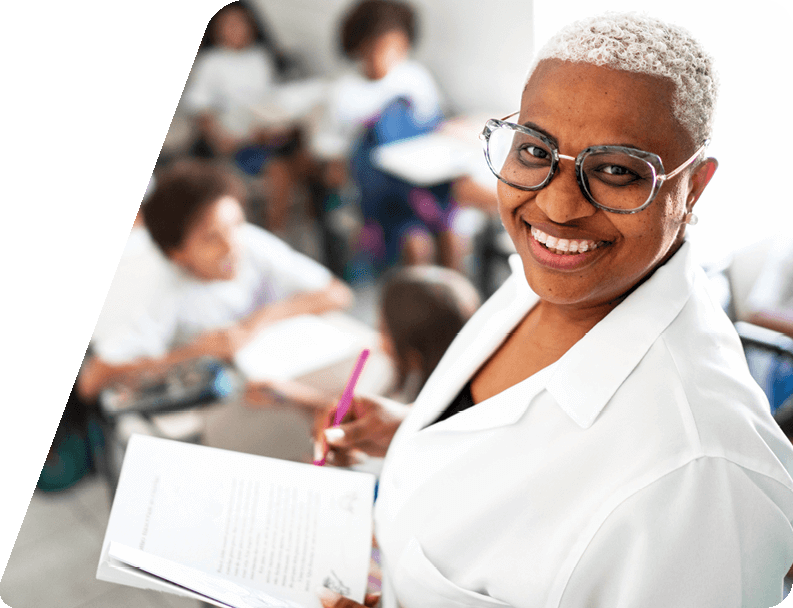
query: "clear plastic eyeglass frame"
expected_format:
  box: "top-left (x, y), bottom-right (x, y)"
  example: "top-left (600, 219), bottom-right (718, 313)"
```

top-left (480, 113), bottom-right (709, 214)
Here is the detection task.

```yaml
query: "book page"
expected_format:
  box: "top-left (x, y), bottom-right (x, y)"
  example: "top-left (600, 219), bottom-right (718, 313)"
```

top-left (108, 542), bottom-right (304, 608)
top-left (97, 434), bottom-right (375, 607)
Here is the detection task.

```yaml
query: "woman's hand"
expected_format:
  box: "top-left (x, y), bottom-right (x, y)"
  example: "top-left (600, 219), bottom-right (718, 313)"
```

top-left (317, 587), bottom-right (381, 607)
top-left (316, 534), bottom-right (382, 607)
top-left (314, 394), bottom-right (411, 465)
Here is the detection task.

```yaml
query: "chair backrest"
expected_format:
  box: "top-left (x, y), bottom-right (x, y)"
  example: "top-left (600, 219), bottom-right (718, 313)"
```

top-left (734, 321), bottom-right (793, 435)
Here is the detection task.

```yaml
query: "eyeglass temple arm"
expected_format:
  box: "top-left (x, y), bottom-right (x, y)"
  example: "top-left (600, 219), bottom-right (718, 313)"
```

top-left (661, 140), bottom-right (710, 181)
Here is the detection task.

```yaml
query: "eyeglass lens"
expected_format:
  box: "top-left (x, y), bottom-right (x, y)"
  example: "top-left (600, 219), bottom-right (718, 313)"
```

top-left (486, 125), bottom-right (658, 211)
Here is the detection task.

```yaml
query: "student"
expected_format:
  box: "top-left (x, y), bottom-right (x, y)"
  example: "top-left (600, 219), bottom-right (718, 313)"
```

top-left (77, 159), bottom-right (353, 403)
top-left (244, 265), bottom-right (481, 461)
top-left (311, 0), bottom-right (464, 273)
top-left (182, 1), bottom-right (302, 232)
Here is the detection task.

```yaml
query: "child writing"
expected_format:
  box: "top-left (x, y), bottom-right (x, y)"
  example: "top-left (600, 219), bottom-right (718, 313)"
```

top-left (77, 159), bottom-right (353, 403)
top-left (244, 265), bottom-right (482, 463)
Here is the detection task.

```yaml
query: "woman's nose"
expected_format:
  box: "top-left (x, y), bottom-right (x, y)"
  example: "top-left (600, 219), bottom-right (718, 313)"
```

top-left (534, 163), bottom-right (596, 224)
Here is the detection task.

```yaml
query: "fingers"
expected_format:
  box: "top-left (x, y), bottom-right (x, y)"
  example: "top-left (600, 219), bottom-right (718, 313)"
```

top-left (325, 417), bottom-right (371, 448)
top-left (315, 442), bottom-right (364, 468)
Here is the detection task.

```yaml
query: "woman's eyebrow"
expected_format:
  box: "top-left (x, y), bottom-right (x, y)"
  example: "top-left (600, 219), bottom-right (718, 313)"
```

top-left (519, 121), bottom-right (559, 147)
top-left (519, 121), bottom-right (651, 154)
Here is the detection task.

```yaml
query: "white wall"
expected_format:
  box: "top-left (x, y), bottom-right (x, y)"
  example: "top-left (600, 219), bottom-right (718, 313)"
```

top-left (252, 0), bottom-right (533, 116)
top-left (534, 2), bottom-right (793, 266)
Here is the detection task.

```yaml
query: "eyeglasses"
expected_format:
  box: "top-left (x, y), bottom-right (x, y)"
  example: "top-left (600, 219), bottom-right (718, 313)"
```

top-left (480, 113), bottom-right (709, 214)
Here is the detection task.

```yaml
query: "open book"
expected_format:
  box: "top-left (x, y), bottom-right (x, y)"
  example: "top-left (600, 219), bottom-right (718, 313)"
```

top-left (97, 434), bottom-right (376, 607)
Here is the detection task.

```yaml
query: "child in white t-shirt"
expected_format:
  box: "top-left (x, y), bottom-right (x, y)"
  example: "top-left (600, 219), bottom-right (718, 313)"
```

top-left (183, 2), bottom-right (284, 157)
top-left (77, 159), bottom-right (353, 403)
top-left (310, 0), bottom-right (464, 274)
top-left (182, 1), bottom-right (304, 232)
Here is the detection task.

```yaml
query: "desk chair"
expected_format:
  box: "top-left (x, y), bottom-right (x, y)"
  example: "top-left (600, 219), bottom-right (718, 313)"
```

top-left (734, 322), bottom-right (793, 435)
top-left (705, 260), bottom-right (793, 433)
top-left (62, 352), bottom-right (235, 496)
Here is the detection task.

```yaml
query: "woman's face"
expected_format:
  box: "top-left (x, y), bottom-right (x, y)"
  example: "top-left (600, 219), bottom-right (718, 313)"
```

top-left (499, 59), bottom-right (715, 313)
top-left (169, 195), bottom-right (245, 281)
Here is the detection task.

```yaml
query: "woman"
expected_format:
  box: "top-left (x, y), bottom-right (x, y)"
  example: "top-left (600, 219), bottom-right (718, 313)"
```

top-left (319, 12), bottom-right (793, 608)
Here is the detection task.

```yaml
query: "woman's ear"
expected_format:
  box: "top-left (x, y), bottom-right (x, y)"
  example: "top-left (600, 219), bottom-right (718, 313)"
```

top-left (686, 157), bottom-right (718, 211)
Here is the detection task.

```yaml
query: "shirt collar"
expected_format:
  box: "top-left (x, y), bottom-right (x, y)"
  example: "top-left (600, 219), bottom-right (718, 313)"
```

top-left (542, 241), bottom-right (697, 429)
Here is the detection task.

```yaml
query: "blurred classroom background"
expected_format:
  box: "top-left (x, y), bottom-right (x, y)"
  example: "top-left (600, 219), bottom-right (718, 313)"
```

top-left (3, 1), bottom-right (793, 607)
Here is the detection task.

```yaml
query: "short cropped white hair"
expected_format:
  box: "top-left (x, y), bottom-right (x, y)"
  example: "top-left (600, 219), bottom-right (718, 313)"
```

top-left (528, 12), bottom-right (717, 147)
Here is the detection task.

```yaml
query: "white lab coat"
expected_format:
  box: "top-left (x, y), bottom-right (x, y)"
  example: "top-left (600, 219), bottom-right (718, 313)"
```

top-left (374, 242), bottom-right (793, 608)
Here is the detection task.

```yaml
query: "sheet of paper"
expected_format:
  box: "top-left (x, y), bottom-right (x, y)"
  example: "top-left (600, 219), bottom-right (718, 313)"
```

top-left (97, 434), bottom-right (375, 608)
top-left (234, 315), bottom-right (365, 382)
top-left (371, 132), bottom-right (482, 187)
top-left (109, 542), bottom-right (303, 608)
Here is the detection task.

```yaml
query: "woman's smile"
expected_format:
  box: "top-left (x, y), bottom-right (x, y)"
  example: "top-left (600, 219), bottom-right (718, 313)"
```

top-left (525, 222), bottom-right (612, 271)
top-left (530, 225), bottom-right (605, 254)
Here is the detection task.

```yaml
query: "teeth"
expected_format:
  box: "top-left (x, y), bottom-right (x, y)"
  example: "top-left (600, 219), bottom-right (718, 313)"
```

top-left (530, 226), bottom-right (600, 255)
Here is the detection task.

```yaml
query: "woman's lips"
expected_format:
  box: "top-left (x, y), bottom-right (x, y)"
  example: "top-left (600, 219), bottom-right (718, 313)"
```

top-left (526, 223), bottom-right (610, 270)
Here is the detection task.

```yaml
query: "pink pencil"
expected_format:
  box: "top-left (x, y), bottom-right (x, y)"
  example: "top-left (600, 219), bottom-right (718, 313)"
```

top-left (314, 348), bottom-right (370, 466)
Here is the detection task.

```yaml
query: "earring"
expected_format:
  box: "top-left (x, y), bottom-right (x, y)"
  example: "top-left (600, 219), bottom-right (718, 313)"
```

top-left (684, 212), bottom-right (698, 226)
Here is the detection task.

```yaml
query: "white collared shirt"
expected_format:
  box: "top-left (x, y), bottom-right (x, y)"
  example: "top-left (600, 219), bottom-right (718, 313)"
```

top-left (374, 242), bottom-right (793, 608)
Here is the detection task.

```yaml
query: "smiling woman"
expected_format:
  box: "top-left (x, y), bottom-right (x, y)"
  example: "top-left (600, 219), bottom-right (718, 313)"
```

top-left (317, 11), bottom-right (793, 608)
top-left (493, 60), bottom-right (716, 317)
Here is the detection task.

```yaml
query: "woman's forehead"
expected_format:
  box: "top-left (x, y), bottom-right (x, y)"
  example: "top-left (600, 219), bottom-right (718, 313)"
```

top-left (520, 60), bottom-right (687, 158)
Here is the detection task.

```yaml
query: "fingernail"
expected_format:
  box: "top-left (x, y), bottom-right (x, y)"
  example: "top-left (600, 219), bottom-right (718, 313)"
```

top-left (313, 442), bottom-right (324, 462)
top-left (324, 428), bottom-right (345, 445)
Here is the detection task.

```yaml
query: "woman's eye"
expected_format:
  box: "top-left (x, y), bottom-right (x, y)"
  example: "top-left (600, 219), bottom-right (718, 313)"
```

top-left (519, 145), bottom-right (549, 160)
top-left (601, 164), bottom-right (632, 176)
